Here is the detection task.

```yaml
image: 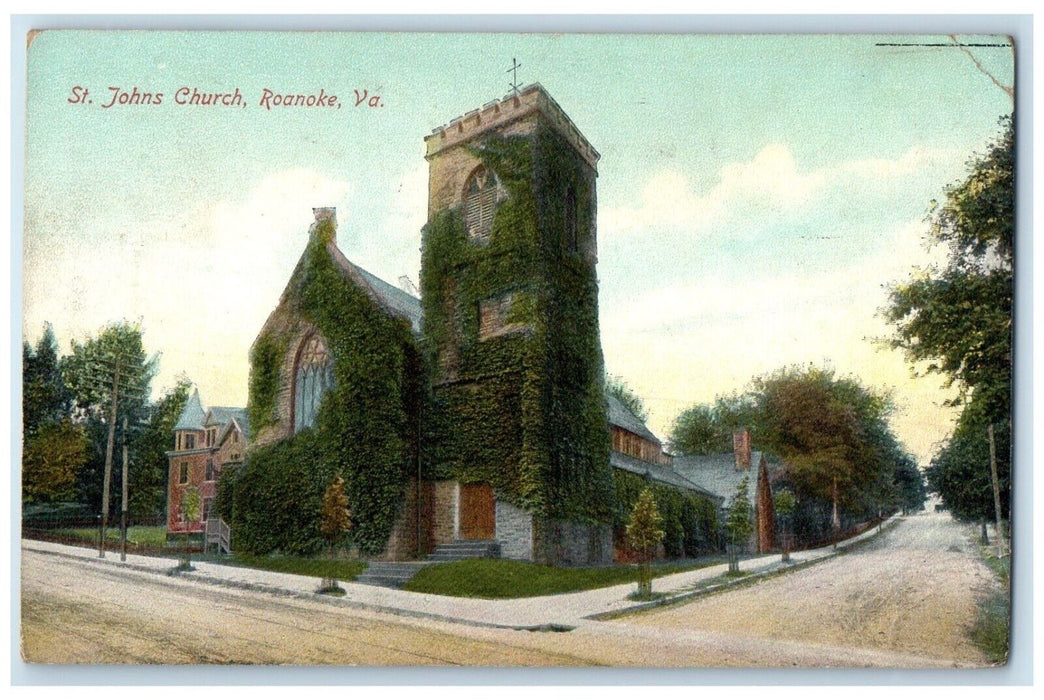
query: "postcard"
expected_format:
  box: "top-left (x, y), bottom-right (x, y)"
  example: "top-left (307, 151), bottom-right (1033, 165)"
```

top-left (18, 28), bottom-right (1016, 670)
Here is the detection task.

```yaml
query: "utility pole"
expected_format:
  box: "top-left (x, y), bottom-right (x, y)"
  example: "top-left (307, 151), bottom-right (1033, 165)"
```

top-left (99, 361), bottom-right (121, 558)
top-left (121, 415), bottom-right (129, 562)
top-left (988, 423), bottom-right (1006, 556)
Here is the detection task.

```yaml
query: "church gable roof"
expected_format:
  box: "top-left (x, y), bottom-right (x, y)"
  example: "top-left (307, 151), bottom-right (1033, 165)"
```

top-left (173, 389), bottom-right (206, 431)
top-left (326, 242), bottom-right (423, 335)
top-left (610, 450), bottom-right (721, 502)
top-left (253, 210), bottom-right (422, 352)
top-left (606, 393), bottom-right (660, 444)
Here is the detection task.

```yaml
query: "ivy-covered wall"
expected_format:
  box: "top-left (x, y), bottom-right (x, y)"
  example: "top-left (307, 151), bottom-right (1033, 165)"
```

top-left (221, 221), bottom-right (422, 556)
top-left (612, 470), bottom-right (720, 558)
top-left (420, 124), bottom-right (613, 525)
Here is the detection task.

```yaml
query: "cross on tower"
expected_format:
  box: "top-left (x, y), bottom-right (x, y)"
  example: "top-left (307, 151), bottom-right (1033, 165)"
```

top-left (506, 58), bottom-right (523, 95)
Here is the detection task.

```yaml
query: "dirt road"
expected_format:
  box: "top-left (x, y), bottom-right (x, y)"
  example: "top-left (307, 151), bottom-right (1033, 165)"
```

top-left (622, 509), bottom-right (1000, 666)
top-left (20, 511), bottom-right (998, 667)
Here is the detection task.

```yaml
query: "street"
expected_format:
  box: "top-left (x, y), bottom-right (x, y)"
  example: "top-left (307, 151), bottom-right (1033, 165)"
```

top-left (20, 510), bottom-right (1000, 667)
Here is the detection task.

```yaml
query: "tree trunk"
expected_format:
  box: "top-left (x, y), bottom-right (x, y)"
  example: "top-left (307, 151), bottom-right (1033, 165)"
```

top-left (988, 423), bottom-right (1006, 556)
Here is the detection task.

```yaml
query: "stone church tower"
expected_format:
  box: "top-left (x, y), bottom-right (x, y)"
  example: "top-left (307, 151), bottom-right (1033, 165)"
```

top-left (420, 84), bottom-right (614, 565)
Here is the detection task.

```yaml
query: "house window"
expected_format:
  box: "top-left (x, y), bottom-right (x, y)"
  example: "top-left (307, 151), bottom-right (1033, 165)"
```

top-left (294, 334), bottom-right (334, 433)
top-left (179, 462), bottom-right (189, 484)
top-left (464, 167), bottom-right (502, 243)
top-left (232, 431), bottom-right (239, 444)
top-left (202, 498), bottom-right (213, 522)
top-left (205, 458), bottom-right (216, 482)
top-left (565, 186), bottom-right (578, 254)
top-left (184, 433), bottom-right (195, 450)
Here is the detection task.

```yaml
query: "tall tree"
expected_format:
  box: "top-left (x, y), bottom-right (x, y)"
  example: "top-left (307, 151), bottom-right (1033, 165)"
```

top-left (128, 377), bottom-right (191, 519)
top-left (883, 117), bottom-right (1013, 523)
top-left (61, 321), bottom-right (157, 543)
top-left (22, 323), bottom-right (72, 439)
top-left (668, 392), bottom-right (759, 455)
top-left (884, 116), bottom-right (1012, 417)
top-left (753, 365), bottom-right (901, 528)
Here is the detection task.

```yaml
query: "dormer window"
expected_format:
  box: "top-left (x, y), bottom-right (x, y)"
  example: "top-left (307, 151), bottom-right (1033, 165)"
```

top-left (464, 166), bottom-right (503, 243)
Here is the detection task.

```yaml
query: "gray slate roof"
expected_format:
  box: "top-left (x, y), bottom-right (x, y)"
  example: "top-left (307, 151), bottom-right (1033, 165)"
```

top-left (672, 452), bottom-right (765, 508)
top-left (610, 450), bottom-right (722, 503)
top-left (207, 407), bottom-right (251, 442)
top-left (327, 243), bottom-right (423, 335)
top-left (606, 393), bottom-right (660, 443)
top-left (173, 389), bottom-right (206, 431)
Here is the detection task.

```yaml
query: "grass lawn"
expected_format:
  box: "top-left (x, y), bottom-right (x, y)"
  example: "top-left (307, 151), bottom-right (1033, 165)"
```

top-left (402, 558), bottom-right (719, 599)
top-left (50, 525), bottom-right (169, 547)
top-left (971, 544), bottom-right (1010, 664)
top-left (228, 553), bottom-right (367, 582)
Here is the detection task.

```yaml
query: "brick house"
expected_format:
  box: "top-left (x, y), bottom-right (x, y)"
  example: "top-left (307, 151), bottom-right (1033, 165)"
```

top-left (166, 388), bottom-right (249, 539)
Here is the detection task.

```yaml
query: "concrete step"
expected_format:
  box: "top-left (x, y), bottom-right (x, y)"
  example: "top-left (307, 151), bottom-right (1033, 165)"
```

top-left (354, 561), bottom-right (429, 589)
top-left (427, 539), bottom-right (501, 562)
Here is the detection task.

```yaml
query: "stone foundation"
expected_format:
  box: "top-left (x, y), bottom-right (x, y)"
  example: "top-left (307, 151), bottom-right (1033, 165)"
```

top-left (495, 501), bottom-right (533, 560)
top-left (533, 517), bottom-right (612, 566)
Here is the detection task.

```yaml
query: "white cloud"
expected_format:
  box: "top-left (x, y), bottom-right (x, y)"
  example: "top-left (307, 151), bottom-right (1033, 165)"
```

top-left (600, 143), bottom-right (963, 240)
top-left (23, 168), bottom-right (355, 408)
top-left (599, 217), bottom-right (956, 464)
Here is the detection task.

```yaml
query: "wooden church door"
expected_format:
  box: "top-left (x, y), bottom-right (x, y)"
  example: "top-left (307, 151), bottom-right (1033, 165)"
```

top-left (459, 482), bottom-right (495, 540)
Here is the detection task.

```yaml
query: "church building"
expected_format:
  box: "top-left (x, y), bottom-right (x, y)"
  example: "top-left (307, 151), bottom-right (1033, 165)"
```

top-left (214, 84), bottom-right (721, 565)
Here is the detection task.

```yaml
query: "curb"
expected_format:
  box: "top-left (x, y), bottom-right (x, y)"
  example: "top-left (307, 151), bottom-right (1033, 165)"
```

top-left (23, 515), bottom-right (904, 631)
top-left (588, 515), bottom-right (904, 621)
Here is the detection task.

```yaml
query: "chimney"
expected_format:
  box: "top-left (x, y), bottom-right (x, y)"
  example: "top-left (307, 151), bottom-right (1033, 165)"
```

top-left (733, 428), bottom-right (751, 470)
top-left (309, 207), bottom-right (337, 244)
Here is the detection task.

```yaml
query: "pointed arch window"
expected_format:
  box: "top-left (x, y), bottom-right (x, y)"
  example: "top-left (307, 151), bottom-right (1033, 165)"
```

top-left (464, 166), bottom-right (503, 243)
top-left (294, 334), bottom-right (334, 433)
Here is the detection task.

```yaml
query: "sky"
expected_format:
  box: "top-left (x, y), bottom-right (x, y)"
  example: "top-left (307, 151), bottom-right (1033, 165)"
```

top-left (21, 31), bottom-right (1015, 465)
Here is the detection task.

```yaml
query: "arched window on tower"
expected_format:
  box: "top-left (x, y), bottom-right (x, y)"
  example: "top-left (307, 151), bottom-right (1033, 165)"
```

top-left (294, 334), bottom-right (334, 433)
top-left (464, 166), bottom-right (502, 243)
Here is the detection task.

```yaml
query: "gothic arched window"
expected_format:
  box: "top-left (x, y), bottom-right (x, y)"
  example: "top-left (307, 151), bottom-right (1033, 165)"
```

top-left (464, 167), bottom-right (502, 243)
top-left (294, 334), bottom-right (334, 433)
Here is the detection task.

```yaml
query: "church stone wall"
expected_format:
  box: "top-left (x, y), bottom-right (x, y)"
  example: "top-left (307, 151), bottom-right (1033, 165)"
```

top-left (432, 480), bottom-right (458, 545)
top-left (495, 500), bottom-right (533, 560)
top-left (533, 518), bottom-right (613, 566)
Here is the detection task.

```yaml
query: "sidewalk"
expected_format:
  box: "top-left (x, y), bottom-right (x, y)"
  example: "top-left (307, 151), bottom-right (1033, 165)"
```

top-left (21, 515), bottom-right (901, 630)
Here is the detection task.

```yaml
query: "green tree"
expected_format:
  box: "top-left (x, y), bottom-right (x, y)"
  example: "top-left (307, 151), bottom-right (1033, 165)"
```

top-left (668, 404), bottom-right (730, 455)
top-left (22, 323), bottom-right (72, 440)
top-left (318, 475), bottom-right (353, 593)
top-left (22, 419), bottom-right (89, 503)
top-left (127, 377), bottom-right (191, 519)
top-left (668, 393), bottom-right (759, 456)
top-left (884, 117), bottom-right (1012, 416)
top-left (883, 116), bottom-right (1012, 529)
top-left (626, 487), bottom-right (664, 598)
top-left (605, 373), bottom-right (648, 423)
top-left (753, 365), bottom-right (898, 532)
top-left (60, 322), bottom-right (157, 535)
top-left (926, 394), bottom-right (1009, 525)
top-left (725, 477), bottom-right (754, 547)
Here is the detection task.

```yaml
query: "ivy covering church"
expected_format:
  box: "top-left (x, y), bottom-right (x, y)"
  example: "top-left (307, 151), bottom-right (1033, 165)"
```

top-left (172, 85), bottom-right (725, 566)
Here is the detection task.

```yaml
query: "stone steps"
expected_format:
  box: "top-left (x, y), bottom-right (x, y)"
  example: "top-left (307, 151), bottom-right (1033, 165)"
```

top-left (427, 539), bottom-right (501, 562)
top-left (354, 561), bottom-right (429, 589)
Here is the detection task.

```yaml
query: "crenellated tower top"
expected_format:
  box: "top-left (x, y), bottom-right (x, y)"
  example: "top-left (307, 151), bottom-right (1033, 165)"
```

top-left (424, 83), bottom-right (600, 172)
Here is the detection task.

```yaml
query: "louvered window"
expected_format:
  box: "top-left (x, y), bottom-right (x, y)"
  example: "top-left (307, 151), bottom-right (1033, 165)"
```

top-left (294, 334), bottom-right (335, 433)
top-left (464, 167), bottom-right (502, 243)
